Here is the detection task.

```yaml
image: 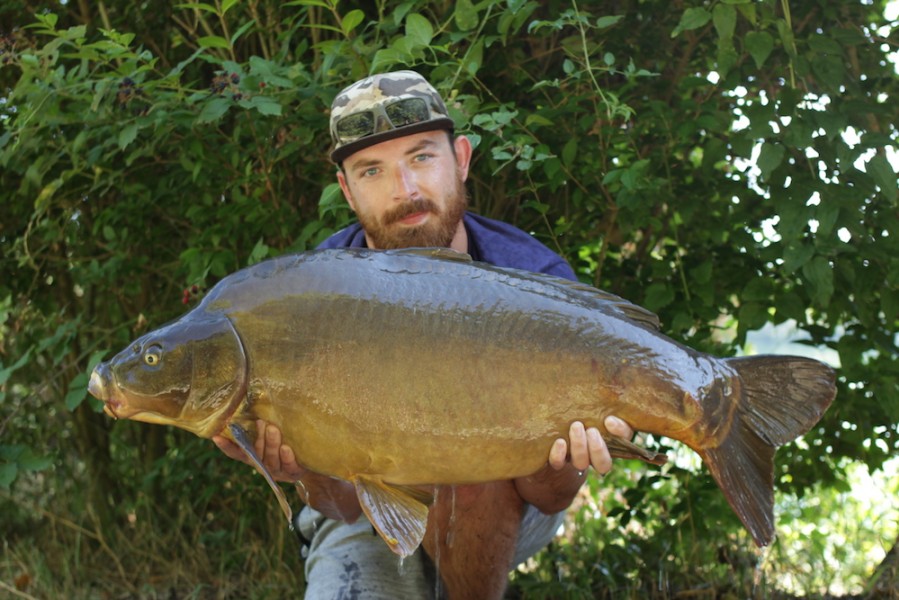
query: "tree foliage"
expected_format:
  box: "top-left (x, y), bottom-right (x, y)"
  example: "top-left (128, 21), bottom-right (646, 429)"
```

top-left (1, 0), bottom-right (897, 596)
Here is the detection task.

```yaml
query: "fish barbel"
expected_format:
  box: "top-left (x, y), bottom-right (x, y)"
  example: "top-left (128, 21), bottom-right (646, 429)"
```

top-left (88, 248), bottom-right (836, 557)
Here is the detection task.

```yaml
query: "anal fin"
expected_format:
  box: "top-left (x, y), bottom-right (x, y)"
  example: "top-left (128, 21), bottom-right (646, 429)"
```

top-left (354, 476), bottom-right (431, 558)
top-left (605, 434), bottom-right (668, 466)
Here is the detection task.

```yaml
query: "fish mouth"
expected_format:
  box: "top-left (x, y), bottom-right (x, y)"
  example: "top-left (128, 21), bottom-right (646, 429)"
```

top-left (103, 403), bottom-right (120, 419)
top-left (89, 366), bottom-right (129, 420)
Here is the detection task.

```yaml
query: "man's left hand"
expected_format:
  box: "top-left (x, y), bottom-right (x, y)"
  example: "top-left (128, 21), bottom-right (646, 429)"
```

top-left (549, 416), bottom-right (634, 474)
top-left (513, 416), bottom-right (634, 514)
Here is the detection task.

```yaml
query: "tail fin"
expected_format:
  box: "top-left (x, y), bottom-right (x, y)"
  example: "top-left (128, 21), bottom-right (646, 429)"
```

top-left (699, 355), bottom-right (836, 546)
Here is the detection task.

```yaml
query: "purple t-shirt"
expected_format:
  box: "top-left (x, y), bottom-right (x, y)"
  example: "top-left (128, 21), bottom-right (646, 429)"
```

top-left (316, 212), bottom-right (576, 281)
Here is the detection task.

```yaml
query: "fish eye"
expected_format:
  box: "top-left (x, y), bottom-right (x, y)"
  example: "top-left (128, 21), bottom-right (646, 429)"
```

top-left (143, 344), bottom-right (162, 366)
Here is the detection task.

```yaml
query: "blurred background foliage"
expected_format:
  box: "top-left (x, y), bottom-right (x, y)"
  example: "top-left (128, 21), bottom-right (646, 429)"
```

top-left (0, 0), bottom-right (897, 597)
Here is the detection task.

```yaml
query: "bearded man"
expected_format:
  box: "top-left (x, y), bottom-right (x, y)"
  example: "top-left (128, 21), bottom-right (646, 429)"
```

top-left (215, 70), bottom-right (634, 599)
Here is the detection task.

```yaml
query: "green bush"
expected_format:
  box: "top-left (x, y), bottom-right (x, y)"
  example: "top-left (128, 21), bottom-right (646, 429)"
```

top-left (1, 0), bottom-right (896, 595)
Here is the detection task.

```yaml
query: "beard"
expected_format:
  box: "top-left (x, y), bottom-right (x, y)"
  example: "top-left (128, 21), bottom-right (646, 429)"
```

top-left (355, 176), bottom-right (468, 250)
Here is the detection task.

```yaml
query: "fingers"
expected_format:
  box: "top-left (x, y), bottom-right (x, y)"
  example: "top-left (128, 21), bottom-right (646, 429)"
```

top-left (214, 421), bottom-right (304, 481)
top-left (568, 422), bottom-right (590, 472)
top-left (550, 420), bottom-right (617, 475)
top-left (279, 444), bottom-right (307, 480)
top-left (261, 419), bottom-right (283, 472)
top-left (548, 438), bottom-right (568, 470)
top-left (586, 426), bottom-right (612, 475)
top-left (604, 415), bottom-right (634, 440)
top-left (212, 436), bottom-right (249, 464)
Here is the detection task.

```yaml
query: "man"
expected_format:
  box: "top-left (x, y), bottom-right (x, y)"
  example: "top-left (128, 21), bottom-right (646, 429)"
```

top-left (215, 70), bottom-right (634, 599)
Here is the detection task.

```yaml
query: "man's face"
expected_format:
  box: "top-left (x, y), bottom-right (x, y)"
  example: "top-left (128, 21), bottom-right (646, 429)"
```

top-left (337, 130), bottom-right (472, 250)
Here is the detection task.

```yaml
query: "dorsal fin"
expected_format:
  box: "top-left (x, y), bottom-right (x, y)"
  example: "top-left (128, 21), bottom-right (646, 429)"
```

top-left (518, 272), bottom-right (662, 331)
top-left (382, 247), bottom-right (660, 331)
top-left (384, 247), bottom-right (473, 263)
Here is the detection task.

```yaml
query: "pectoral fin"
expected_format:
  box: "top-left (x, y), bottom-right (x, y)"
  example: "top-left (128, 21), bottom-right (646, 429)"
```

top-left (228, 423), bottom-right (294, 526)
top-left (354, 476), bottom-right (433, 558)
top-left (605, 434), bottom-right (668, 466)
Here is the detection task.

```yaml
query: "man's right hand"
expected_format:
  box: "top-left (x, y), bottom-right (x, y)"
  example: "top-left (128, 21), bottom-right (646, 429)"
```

top-left (213, 421), bottom-right (363, 522)
top-left (213, 420), bottom-right (307, 482)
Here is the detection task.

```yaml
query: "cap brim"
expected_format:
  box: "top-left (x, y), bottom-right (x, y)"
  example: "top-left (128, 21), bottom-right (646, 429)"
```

top-left (330, 118), bottom-right (455, 165)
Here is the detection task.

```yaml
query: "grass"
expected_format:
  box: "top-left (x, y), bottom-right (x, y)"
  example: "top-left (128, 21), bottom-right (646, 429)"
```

top-left (1, 476), bottom-right (305, 599)
top-left (2, 453), bottom-right (895, 598)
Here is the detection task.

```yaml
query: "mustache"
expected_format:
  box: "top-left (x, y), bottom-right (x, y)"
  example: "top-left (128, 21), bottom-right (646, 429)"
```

top-left (383, 198), bottom-right (439, 225)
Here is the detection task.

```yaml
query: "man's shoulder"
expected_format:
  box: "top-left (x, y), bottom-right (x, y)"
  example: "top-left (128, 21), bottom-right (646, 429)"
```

top-left (464, 212), bottom-right (576, 280)
top-left (317, 223), bottom-right (366, 249)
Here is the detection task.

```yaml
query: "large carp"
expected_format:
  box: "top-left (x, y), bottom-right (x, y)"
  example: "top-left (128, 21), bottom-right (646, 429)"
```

top-left (88, 248), bottom-right (835, 557)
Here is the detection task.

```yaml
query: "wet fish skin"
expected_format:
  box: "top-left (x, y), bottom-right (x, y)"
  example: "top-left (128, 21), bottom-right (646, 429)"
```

top-left (88, 248), bottom-right (836, 557)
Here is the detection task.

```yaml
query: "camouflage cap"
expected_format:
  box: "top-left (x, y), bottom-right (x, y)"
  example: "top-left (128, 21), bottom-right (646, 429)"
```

top-left (329, 70), bottom-right (455, 164)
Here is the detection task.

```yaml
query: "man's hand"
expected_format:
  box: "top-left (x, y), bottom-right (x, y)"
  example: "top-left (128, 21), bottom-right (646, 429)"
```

top-left (212, 421), bottom-right (362, 522)
top-left (212, 420), bottom-right (306, 482)
top-left (514, 416), bottom-right (635, 514)
top-left (548, 416), bottom-right (634, 474)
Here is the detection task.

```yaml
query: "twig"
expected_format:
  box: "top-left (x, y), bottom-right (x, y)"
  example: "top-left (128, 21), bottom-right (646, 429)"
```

top-left (0, 580), bottom-right (39, 600)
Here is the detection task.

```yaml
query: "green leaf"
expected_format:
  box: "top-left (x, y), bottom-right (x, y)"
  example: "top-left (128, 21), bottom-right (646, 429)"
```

top-left (802, 256), bottom-right (834, 306)
top-left (19, 453), bottom-right (52, 472)
top-left (562, 137), bottom-right (578, 168)
top-left (811, 54), bottom-right (845, 88)
top-left (756, 142), bottom-right (785, 180)
top-left (0, 350), bottom-right (32, 387)
top-left (175, 2), bottom-right (219, 13)
top-left (221, 0), bottom-right (239, 14)
top-left (525, 113), bottom-right (554, 128)
top-left (118, 123), bottom-right (139, 150)
top-left (405, 13), bottom-right (433, 47)
top-left (454, 0), bottom-right (479, 31)
top-left (744, 31), bottom-right (774, 68)
top-left (0, 462), bottom-right (16, 489)
top-left (717, 38), bottom-right (738, 76)
top-left (671, 8), bottom-right (711, 38)
top-left (644, 283), bottom-right (675, 311)
top-left (866, 153), bottom-right (898, 202)
top-left (712, 4), bottom-right (736, 40)
top-left (197, 97), bottom-right (231, 124)
top-left (35, 178), bottom-right (64, 212)
top-left (738, 302), bottom-right (768, 332)
top-left (341, 9), bottom-right (365, 36)
top-left (65, 371), bottom-right (90, 410)
top-left (249, 95), bottom-right (282, 116)
top-left (463, 37), bottom-right (484, 76)
top-left (248, 238), bottom-right (270, 265)
top-left (783, 242), bottom-right (815, 275)
top-left (198, 35), bottom-right (231, 49)
top-left (596, 15), bottom-right (624, 29)
top-left (371, 47), bottom-right (406, 72)
top-left (230, 19), bottom-right (256, 45)
top-left (776, 19), bottom-right (797, 58)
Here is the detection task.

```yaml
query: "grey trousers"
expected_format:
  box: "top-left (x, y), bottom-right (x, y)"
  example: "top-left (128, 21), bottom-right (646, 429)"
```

top-left (296, 502), bottom-right (565, 599)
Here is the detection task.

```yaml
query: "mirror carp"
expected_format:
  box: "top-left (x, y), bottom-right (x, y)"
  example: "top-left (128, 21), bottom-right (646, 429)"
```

top-left (88, 248), bottom-right (836, 557)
